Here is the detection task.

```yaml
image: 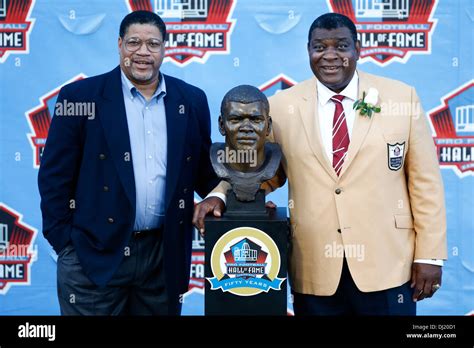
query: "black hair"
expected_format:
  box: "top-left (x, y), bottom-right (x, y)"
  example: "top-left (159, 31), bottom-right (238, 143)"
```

top-left (308, 12), bottom-right (358, 44)
top-left (119, 10), bottom-right (167, 40)
top-left (220, 85), bottom-right (270, 117)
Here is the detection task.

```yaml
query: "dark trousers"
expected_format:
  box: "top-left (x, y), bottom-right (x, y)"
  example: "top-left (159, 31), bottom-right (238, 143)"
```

top-left (293, 258), bottom-right (416, 315)
top-left (57, 228), bottom-right (169, 315)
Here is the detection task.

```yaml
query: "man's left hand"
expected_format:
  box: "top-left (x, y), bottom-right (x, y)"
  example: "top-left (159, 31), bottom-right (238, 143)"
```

top-left (411, 263), bottom-right (442, 302)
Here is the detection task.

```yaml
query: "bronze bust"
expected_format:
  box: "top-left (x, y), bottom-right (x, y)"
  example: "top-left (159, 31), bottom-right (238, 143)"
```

top-left (210, 85), bottom-right (282, 206)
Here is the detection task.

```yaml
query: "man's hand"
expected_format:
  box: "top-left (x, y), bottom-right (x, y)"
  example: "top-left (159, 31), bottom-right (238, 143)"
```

top-left (265, 201), bottom-right (277, 209)
top-left (411, 263), bottom-right (442, 302)
top-left (192, 197), bottom-right (225, 236)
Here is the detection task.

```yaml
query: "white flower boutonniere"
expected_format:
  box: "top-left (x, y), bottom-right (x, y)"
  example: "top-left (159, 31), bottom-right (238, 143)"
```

top-left (353, 87), bottom-right (381, 117)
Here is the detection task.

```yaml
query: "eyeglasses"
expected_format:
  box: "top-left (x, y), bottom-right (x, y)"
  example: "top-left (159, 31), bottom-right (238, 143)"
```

top-left (124, 38), bottom-right (163, 53)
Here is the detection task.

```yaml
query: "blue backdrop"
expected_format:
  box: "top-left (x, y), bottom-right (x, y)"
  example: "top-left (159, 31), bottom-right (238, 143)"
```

top-left (0, 0), bottom-right (473, 315)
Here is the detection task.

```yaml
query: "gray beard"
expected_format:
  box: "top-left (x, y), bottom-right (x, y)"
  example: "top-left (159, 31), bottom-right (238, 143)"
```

top-left (130, 68), bottom-right (154, 82)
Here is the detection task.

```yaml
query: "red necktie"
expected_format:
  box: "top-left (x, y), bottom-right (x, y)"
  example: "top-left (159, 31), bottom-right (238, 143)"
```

top-left (331, 95), bottom-right (349, 176)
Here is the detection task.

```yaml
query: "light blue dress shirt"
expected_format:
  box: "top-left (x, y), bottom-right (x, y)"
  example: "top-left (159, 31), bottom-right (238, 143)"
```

top-left (121, 70), bottom-right (167, 231)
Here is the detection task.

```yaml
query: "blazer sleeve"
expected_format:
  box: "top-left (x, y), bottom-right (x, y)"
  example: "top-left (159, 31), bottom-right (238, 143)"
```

top-left (260, 121), bottom-right (287, 194)
top-left (405, 87), bottom-right (447, 260)
top-left (193, 88), bottom-right (220, 198)
top-left (37, 86), bottom-right (83, 253)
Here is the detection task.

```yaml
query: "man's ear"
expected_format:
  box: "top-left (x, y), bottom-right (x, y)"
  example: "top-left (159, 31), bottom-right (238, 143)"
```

top-left (355, 40), bottom-right (361, 60)
top-left (218, 115), bottom-right (226, 136)
top-left (118, 37), bottom-right (123, 51)
top-left (266, 116), bottom-right (273, 137)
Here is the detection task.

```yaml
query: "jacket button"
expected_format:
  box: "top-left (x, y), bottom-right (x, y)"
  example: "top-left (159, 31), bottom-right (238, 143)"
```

top-left (335, 188), bottom-right (342, 194)
top-left (103, 186), bottom-right (109, 192)
top-left (337, 228), bottom-right (341, 233)
top-left (99, 154), bottom-right (106, 160)
top-left (186, 156), bottom-right (192, 162)
top-left (183, 188), bottom-right (188, 194)
top-left (179, 220), bottom-right (184, 225)
top-left (107, 217), bottom-right (114, 223)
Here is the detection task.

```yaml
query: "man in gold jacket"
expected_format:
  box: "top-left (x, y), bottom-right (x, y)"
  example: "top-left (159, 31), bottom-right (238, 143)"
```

top-left (194, 13), bottom-right (447, 315)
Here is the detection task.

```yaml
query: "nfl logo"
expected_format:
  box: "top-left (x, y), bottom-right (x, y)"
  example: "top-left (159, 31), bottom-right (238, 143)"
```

top-left (0, 0), bottom-right (6, 19)
top-left (387, 142), bottom-right (406, 171)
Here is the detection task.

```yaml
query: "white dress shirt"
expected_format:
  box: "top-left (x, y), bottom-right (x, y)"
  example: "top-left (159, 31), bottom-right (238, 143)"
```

top-left (317, 71), bottom-right (358, 164)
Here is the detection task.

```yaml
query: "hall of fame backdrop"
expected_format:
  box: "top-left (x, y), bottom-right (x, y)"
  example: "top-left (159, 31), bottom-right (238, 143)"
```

top-left (0, 0), bottom-right (472, 315)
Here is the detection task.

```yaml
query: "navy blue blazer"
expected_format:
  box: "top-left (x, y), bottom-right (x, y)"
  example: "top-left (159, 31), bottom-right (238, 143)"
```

top-left (38, 66), bottom-right (219, 313)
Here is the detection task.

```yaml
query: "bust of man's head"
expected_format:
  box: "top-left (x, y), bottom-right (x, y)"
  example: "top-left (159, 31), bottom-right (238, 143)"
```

top-left (219, 85), bottom-right (272, 172)
top-left (211, 85), bottom-right (281, 203)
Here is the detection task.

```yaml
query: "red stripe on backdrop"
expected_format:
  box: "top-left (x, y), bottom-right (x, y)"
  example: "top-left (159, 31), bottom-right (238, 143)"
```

top-left (8, 0), bottom-right (31, 22)
top-left (208, 0), bottom-right (231, 22)
top-left (130, 0), bottom-right (152, 12)
top-left (331, 0), bottom-right (356, 22)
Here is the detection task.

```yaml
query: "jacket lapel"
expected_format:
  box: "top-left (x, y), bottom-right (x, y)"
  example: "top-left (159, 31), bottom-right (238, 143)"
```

top-left (298, 77), bottom-right (339, 182)
top-left (97, 66), bottom-right (136, 208)
top-left (339, 70), bottom-right (375, 177)
top-left (163, 76), bottom-right (188, 212)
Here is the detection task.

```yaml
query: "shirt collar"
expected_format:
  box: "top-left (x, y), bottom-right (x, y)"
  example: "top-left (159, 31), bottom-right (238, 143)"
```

top-left (120, 69), bottom-right (167, 101)
top-left (316, 70), bottom-right (359, 106)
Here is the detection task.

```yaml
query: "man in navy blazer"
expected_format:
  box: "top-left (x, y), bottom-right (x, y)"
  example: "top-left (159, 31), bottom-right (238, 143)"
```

top-left (38, 11), bottom-right (220, 315)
